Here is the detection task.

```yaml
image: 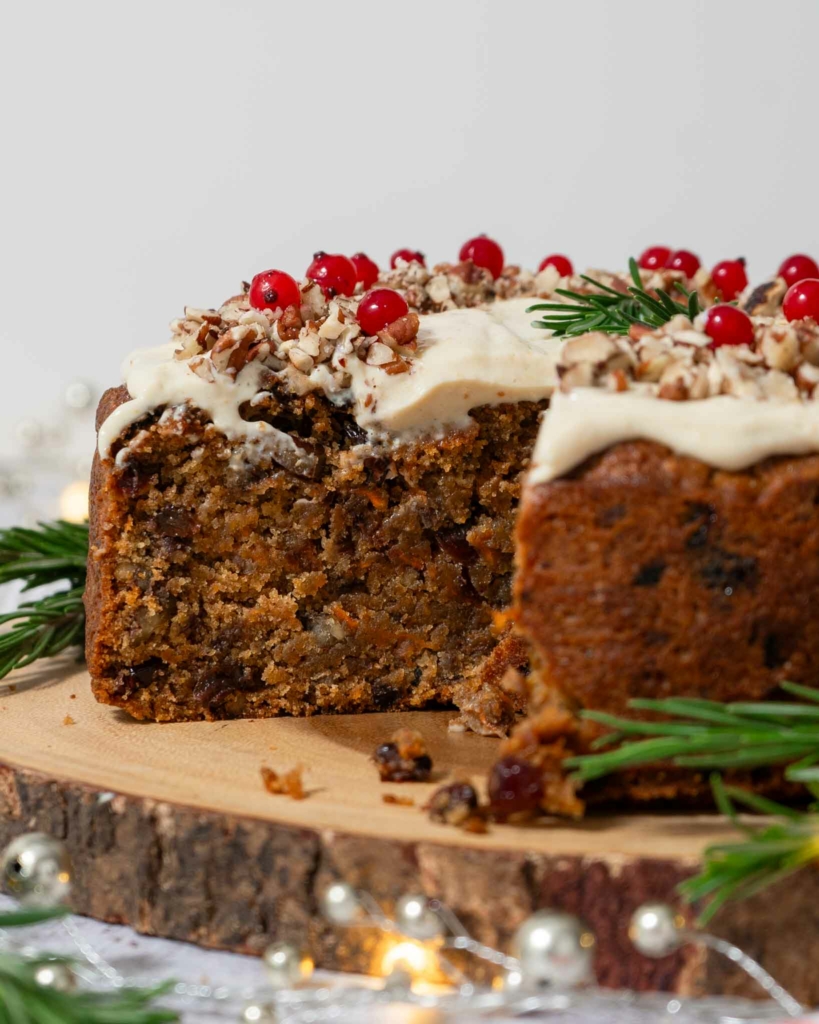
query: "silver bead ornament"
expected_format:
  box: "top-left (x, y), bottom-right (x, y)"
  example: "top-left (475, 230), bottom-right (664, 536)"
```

top-left (321, 881), bottom-right (362, 925)
top-left (512, 910), bottom-right (595, 988)
top-left (499, 968), bottom-right (525, 992)
top-left (262, 941), bottom-right (313, 989)
top-left (34, 960), bottom-right (76, 992)
top-left (241, 1001), bottom-right (277, 1023)
top-left (629, 902), bottom-right (685, 959)
top-left (64, 380), bottom-right (94, 410)
top-left (1, 833), bottom-right (72, 907)
top-left (395, 893), bottom-right (444, 941)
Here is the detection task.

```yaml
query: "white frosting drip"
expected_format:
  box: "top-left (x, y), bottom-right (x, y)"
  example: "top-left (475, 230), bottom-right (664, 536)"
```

top-left (344, 297), bottom-right (560, 436)
top-left (529, 388), bottom-right (819, 483)
top-left (97, 343), bottom-right (299, 461)
top-left (98, 297), bottom-right (560, 456)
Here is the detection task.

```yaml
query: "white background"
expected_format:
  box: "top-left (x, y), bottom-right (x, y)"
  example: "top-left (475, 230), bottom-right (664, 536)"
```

top-left (1, 0), bottom-right (817, 460)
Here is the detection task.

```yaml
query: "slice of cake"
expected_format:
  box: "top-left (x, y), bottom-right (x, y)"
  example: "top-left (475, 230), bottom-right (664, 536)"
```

top-left (86, 248), bottom-right (565, 722)
top-left (499, 279), bottom-right (819, 813)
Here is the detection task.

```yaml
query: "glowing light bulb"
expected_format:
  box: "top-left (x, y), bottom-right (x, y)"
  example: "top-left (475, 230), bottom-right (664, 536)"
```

top-left (380, 939), bottom-right (436, 982)
top-left (59, 480), bottom-right (89, 523)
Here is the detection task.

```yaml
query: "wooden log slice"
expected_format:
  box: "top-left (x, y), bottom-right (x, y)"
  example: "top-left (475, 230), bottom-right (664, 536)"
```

top-left (0, 658), bottom-right (817, 1005)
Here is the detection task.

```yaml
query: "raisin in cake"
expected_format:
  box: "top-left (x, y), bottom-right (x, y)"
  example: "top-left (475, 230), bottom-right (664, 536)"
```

top-left (499, 281), bottom-right (819, 814)
top-left (86, 251), bottom-right (567, 722)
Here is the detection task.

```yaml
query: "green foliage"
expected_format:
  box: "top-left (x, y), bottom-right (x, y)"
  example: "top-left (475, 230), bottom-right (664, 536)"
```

top-left (679, 776), bottom-right (819, 923)
top-left (528, 257), bottom-right (701, 337)
top-left (0, 905), bottom-right (178, 1022)
top-left (0, 522), bottom-right (88, 680)
top-left (567, 683), bottom-right (819, 921)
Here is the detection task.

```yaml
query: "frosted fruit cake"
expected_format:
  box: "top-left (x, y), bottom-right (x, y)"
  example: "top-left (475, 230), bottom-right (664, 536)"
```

top-left (494, 255), bottom-right (819, 815)
top-left (86, 241), bottom-right (567, 723)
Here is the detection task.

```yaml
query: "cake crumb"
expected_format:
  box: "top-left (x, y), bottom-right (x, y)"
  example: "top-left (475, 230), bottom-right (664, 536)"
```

top-left (382, 793), bottom-right (415, 807)
top-left (63, 715), bottom-right (76, 726)
top-left (70, 693), bottom-right (77, 699)
top-left (373, 728), bottom-right (432, 782)
top-left (261, 765), bottom-right (306, 800)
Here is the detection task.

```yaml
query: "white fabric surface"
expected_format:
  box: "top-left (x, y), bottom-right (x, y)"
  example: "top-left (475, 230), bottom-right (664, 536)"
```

top-left (0, 895), bottom-right (806, 1024)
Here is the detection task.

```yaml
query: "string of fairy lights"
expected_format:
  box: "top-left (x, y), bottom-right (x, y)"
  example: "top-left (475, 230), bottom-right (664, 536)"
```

top-left (0, 830), bottom-right (805, 1022)
top-left (0, 379), bottom-right (97, 527)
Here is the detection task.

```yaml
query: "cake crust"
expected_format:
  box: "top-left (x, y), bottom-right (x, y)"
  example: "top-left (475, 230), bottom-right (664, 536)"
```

top-left (516, 439), bottom-right (819, 715)
top-left (502, 439), bottom-right (819, 812)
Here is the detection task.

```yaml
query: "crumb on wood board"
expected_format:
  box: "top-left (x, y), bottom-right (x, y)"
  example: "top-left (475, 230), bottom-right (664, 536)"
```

top-left (260, 764), bottom-right (306, 800)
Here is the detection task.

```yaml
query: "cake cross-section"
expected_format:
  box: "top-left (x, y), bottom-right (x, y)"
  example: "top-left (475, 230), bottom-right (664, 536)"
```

top-left (86, 256), bottom-right (560, 721)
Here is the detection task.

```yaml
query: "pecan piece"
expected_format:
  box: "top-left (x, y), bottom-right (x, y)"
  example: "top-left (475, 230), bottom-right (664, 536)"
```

top-left (378, 312), bottom-right (420, 349)
top-left (277, 304), bottom-right (303, 341)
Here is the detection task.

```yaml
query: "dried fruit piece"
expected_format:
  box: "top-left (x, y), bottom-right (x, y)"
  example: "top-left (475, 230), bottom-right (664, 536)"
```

top-left (426, 781), bottom-right (479, 826)
top-left (373, 728), bottom-right (432, 782)
top-left (487, 755), bottom-right (544, 820)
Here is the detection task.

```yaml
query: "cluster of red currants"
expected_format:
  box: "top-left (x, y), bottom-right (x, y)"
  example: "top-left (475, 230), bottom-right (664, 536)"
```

top-left (246, 234), bottom-right (570, 338)
top-left (246, 240), bottom-right (819, 348)
top-left (640, 246), bottom-right (819, 347)
top-left (247, 252), bottom-right (411, 337)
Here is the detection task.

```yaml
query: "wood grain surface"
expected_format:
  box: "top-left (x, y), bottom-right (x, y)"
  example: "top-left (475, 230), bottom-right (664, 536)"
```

top-left (1, 657), bottom-right (817, 1004)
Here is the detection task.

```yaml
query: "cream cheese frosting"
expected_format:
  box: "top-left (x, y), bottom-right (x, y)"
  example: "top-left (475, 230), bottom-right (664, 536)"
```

top-left (98, 297), bottom-right (561, 456)
top-left (98, 342), bottom-right (283, 458)
top-left (529, 388), bottom-right (819, 483)
top-left (343, 297), bottom-right (560, 437)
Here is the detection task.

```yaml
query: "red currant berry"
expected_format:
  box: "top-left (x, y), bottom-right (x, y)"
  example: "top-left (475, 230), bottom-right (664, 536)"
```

top-left (390, 248), bottom-right (426, 269)
top-left (711, 259), bottom-right (748, 301)
top-left (704, 304), bottom-right (755, 348)
top-left (350, 252), bottom-right (380, 290)
top-left (357, 288), bottom-right (409, 335)
top-left (778, 254), bottom-right (819, 289)
top-left (248, 269), bottom-right (301, 312)
top-left (458, 234), bottom-right (505, 279)
top-left (638, 246), bottom-right (672, 271)
top-left (783, 279), bottom-right (819, 322)
top-left (306, 252), bottom-right (357, 298)
top-left (666, 249), bottom-right (701, 278)
top-left (538, 254), bottom-right (573, 277)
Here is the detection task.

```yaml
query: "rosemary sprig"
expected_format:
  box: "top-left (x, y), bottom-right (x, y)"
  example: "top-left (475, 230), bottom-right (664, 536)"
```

top-left (0, 521), bottom-right (88, 680)
top-left (528, 257), bottom-right (701, 337)
top-left (566, 685), bottom-right (819, 921)
top-left (0, 906), bottom-right (179, 1022)
top-left (679, 776), bottom-right (819, 924)
top-left (565, 682), bottom-right (819, 787)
